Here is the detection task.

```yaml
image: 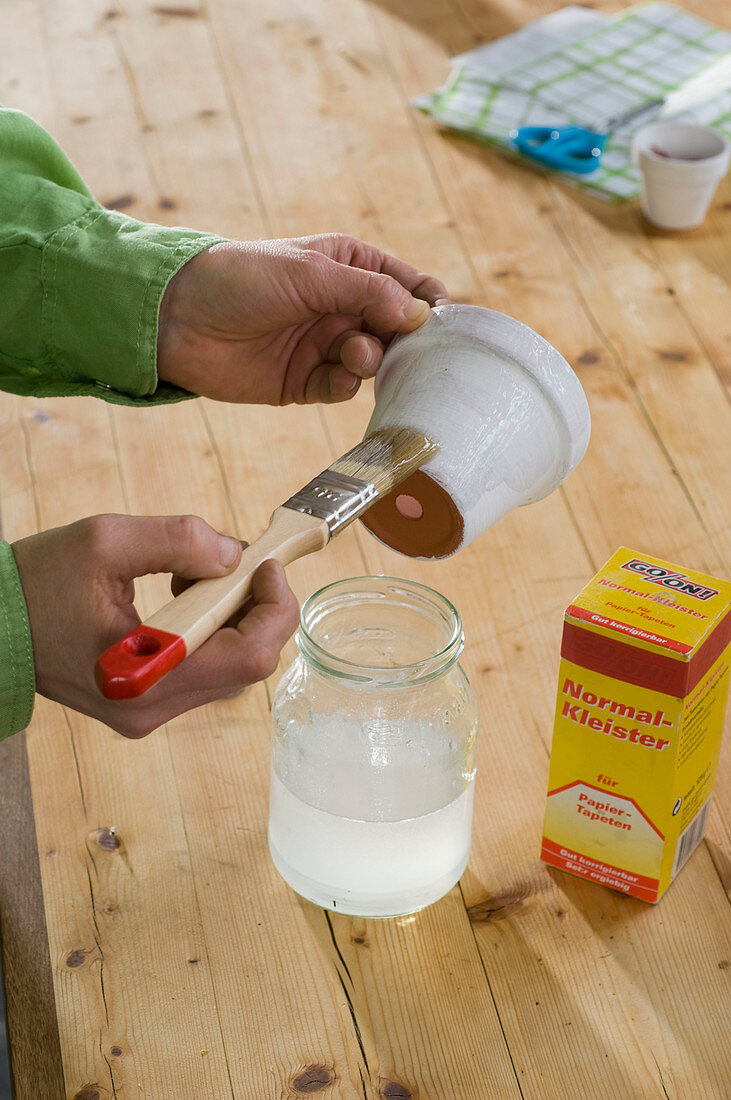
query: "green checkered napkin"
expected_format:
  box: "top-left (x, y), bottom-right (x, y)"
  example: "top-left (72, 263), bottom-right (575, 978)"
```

top-left (416, 2), bottom-right (731, 200)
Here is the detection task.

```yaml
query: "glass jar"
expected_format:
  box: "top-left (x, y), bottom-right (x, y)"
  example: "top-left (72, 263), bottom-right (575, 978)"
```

top-left (268, 576), bottom-right (479, 918)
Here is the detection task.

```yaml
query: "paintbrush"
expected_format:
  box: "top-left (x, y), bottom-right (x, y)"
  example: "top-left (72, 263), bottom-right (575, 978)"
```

top-left (96, 428), bottom-right (439, 699)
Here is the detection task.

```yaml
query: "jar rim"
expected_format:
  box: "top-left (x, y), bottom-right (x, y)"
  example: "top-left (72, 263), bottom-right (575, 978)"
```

top-left (297, 575), bottom-right (464, 685)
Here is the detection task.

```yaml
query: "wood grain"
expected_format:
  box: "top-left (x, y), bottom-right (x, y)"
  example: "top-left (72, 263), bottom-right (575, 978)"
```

top-left (0, 734), bottom-right (64, 1100)
top-left (0, 0), bottom-right (728, 1098)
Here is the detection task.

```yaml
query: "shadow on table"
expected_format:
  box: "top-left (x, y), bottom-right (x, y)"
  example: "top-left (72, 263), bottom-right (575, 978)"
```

top-left (365, 0), bottom-right (517, 53)
top-left (556, 859), bottom-right (731, 1093)
top-left (297, 880), bottom-right (636, 1097)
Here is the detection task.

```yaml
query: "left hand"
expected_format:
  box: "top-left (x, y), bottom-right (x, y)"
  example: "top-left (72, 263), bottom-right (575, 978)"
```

top-left (157, 233), bottom-right (448, 404)
top-left (12, 514), bottom-right (299, 738)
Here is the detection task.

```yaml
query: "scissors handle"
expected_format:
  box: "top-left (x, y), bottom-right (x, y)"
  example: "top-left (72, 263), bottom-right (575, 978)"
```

top-left (512, 126), bottom-right (608, 174)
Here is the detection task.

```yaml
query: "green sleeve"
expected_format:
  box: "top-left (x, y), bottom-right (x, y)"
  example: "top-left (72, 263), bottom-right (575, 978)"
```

top-left (0, 108), bottom-right (227, 406)
top-left (0, 542), bottom-right (35, 741)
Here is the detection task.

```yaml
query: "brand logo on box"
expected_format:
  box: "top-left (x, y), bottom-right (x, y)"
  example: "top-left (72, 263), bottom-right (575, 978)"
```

top-left (621, 559), bottom-right (718, 601)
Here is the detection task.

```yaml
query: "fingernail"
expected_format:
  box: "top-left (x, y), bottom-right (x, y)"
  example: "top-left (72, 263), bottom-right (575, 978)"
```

top-left (403, 298), bottom-right (431, 324)
top-left (219, 536), bottom-right (241, 568)
top-left (353, 344), bottom-right (370, 371)
top-left (336, 373), bottom-right (360, 401)
top-left (358, 346), bottom-right (381, 377)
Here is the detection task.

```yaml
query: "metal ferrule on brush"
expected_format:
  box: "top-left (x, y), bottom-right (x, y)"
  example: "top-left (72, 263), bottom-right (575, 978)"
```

top-left (282, 470), bottom-right (379, 536)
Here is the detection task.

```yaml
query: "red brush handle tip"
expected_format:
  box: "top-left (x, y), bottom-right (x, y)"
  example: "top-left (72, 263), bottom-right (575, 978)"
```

top-left (96, 626), bottom-right (187, 700)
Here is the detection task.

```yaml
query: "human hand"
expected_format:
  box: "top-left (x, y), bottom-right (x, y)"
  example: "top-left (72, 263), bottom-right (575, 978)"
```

top-left (12, 514), bottom-right (299, 738)
top-left (157, 233), bottom-right (448, 404)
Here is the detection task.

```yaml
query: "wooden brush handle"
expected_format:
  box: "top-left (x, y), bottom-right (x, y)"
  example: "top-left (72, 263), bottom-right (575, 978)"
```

top-left (96, 507), bottom-right (329, 700)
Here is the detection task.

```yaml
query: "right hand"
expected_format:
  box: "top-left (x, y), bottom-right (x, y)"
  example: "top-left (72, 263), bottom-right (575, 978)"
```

top-left (12, 514), bottom-right (299, 738)
top-left (157, 233), bottom-right (448, 404)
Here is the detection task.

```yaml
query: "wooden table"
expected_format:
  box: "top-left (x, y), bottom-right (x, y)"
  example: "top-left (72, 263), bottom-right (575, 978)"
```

top-left (1, 1), bottom-right (729, 1097)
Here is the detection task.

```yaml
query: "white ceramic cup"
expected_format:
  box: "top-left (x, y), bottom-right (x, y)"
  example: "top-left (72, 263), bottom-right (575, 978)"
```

top-left (632, 121), bottom-right (730, 230)
top-left (360, 304), bottom-right (591, 559)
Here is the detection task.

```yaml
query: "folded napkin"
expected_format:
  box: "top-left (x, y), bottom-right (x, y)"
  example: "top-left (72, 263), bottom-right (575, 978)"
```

top-left (415, 2), bottom-right (731, 201)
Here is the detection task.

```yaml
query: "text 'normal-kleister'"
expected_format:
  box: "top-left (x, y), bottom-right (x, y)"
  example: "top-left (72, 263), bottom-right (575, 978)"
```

top-left (542, 548), bottom-right (730, 903)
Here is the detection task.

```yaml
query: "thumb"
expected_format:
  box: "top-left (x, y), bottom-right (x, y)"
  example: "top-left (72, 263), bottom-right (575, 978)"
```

top-left (102, 514), bottom-right (242, 581)
top-left (315, 255), bottom-right (432, 333)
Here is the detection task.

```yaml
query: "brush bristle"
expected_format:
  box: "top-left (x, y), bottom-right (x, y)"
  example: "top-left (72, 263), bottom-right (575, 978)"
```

top-left (331, 428), bottom-right (439, 497)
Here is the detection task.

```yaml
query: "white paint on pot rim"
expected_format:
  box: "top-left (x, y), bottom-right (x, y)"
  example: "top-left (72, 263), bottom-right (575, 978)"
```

top-left (363, 304), bottom-right (591, 558)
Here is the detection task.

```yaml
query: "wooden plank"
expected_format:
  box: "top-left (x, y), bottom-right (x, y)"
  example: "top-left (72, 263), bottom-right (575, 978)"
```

top-left (96, 0), bottom-right (267, 238)
top-left (0, 0), bottom-right (56, 132)
top-left (0, 734), bottom-right (64, 1100)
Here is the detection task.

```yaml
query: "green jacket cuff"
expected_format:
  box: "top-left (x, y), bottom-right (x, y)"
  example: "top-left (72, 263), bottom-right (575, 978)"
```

top-left (0, 542), bottom-right (35, 740)
top-left (41, 215), bottom-right (225, 405)
top-left (0, 108), bottom-right (227, 407)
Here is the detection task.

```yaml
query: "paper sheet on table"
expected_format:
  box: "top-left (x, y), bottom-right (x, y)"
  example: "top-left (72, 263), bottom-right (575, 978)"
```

top-left (414, 3), bottom-right (731, 201)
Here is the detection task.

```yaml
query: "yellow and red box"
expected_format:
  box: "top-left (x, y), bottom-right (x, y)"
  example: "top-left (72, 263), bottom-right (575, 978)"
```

top-left (542, 548), bottom-right (730, 902)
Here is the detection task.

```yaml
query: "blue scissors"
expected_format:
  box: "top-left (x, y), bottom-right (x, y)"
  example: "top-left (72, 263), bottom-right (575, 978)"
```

top-left (511, 98), bottom-right (664, 174)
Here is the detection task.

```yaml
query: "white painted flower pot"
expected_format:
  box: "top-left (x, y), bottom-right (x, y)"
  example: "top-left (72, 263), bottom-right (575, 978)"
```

top-left (361, 304), bottom-right (591, 559)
